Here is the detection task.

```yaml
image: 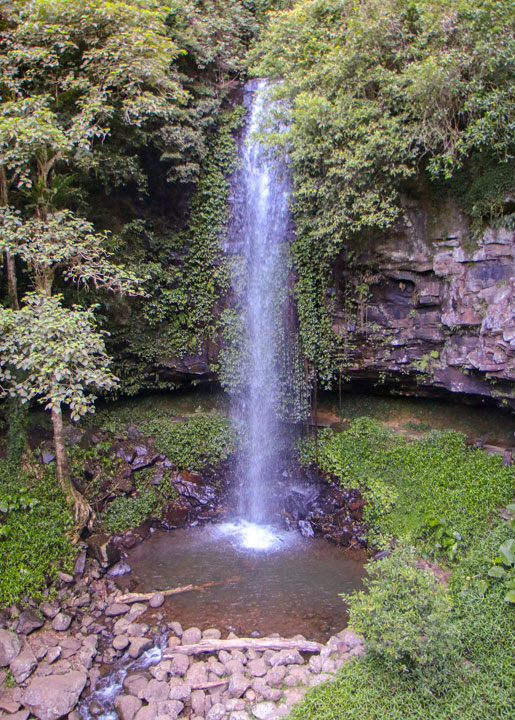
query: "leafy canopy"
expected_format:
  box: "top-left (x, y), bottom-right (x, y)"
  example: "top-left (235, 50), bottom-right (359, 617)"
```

top-left (0, 292), bottom-right (117, 420)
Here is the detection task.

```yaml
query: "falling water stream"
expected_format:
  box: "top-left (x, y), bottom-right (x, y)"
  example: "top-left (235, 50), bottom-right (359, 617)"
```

top-left (221, 78), bottom-right (293, 550)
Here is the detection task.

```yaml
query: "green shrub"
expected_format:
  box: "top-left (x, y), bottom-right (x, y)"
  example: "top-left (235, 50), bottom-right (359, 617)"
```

top-left (141, 412), bottom-right (236, 472)
top-left (0, 460), bottom-right (74, 605)
top-left (100, 472), bottom-right (177, 534)
top-left (347, 548), bottom-right (460, 686)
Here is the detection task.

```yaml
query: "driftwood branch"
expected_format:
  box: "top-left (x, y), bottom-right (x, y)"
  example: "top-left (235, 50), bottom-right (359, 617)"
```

top-left (191, 679), bottom-right (229, 690)
top-left (116, 577), bottom-right (240, 604)
top-left (163, 637), bottom-right (323, 657)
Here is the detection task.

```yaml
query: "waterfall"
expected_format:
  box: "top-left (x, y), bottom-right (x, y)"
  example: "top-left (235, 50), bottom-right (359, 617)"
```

top-left (224, 79), bottom-right (292, 548)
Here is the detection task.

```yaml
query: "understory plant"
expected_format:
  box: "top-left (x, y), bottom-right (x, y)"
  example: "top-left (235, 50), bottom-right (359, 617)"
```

top-left (298, 417), bottom-right (515, 550)
top-left (0, 459), bottom-right (74, 605)
top-left (347, 548), bottom-right (461, 688)
top-left (99, 470), bottom-right (177, 534)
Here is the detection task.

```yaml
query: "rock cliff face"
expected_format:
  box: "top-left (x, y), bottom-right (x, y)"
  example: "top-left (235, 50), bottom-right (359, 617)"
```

top-left (331, 197), bottom-right (515, 409)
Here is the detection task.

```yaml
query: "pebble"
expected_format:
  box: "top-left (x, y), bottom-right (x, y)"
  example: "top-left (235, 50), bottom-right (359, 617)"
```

top-left (149, 592), bottom-right (165, 609)
top-left (182, 626), bottom-right (202, 645)
top-left (105, 603), bottom-right (130, 617)
top-left (52, 613), bottom-right (72, 631)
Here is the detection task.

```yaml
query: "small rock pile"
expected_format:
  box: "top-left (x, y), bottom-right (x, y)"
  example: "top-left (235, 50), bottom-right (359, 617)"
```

top-left (106, 624), bottom-right (364, 720)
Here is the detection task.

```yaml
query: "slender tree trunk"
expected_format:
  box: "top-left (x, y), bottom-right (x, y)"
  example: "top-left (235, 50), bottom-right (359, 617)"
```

top-left (51, 403), bottom-right (91, 532)
top-left (0, 167), bottom-right (19, 310)
top-left (5, 249), bottom-right (19, 310)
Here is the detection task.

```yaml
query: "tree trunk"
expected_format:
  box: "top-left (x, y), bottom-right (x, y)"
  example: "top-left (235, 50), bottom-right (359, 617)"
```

top-left (163, 637), bottom-right (323, 658)
top-left (51, 403), bottom-right (91, 533)
top-left (5, 249), bottom-right (19, 310)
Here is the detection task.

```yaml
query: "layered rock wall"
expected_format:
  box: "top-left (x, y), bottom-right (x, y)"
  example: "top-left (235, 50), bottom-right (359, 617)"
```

top-left (331, 198), bottom-right (515, 408)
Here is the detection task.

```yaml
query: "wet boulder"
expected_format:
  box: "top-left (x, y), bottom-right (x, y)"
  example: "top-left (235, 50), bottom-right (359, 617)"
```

top-left (23, 670), bottom-right (87, 720)
top-left (0, 629), bottom-right (21, 666)
top-left (172, 472), bottom-right (217, 506)
top-left (86, 533), bottom-right (121, 568)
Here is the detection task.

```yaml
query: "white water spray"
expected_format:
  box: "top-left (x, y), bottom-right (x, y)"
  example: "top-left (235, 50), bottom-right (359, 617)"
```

top-left (225, 79), bottom-right (292, 549)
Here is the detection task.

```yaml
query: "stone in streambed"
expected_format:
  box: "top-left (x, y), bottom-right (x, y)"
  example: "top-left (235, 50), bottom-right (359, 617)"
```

top-left (114, 694), bottom-right (142, 720)
top-left (185, 660), bottom-right (207, 685)
top-left (45, 647), bottom-right (61, 665)
top-left (142, 679), bottom-right (169, 701)
top-left (253, 701), bottom-right (281, 720)
top-left (269, 649), bottom-right (303, 667)
top-left (17, 609), bottom-right (44, 635)
top-left (51, 612), bottom-right (72, 631)
top-left (128, 637), bottom-right (153, 659)
top-left (39, 602), bottom-right (60, 620)
top-left (113, 634), bottom-right (130, 651)
top-left (207, 703), bottom-right (226, 720)
top-left (86, 534), bottom-right (120, 568)
top-left (156, 700), bottom-right (184, 719)
top-left (266, 666), bottom-right (286, 687)
top-left (123, 673), bottom-right (148, 697)
top-left (23, 671), bottom-right (87, 720)
top-left (229, 671), bottom-right (250, 698)
top-left (105, 603), bottom-right (130, 617)
top-left (251, 678), bottom-right (282, 702)
top-left (203, 628), bottom-right (222, 639)
top-left (168, 652), bottom-right (190, 677)
top-left (191, 689), bottom-right (206, 715)
top-left (107, 560), bottom-right (132, 577)
top-left (0, 630), bottom-right (21, 667)
top-left (169, 678), bottom-right (192, 701)
top-left (181, 626), bottom-right (202, 645)
top-left (168, 621), bottom-right (183, 637)
top-left (149, 592), bottom-right (165, 608)
top-left (3, 710), bottom-right (30, 720)
top-left (247, 658), bottom-right (267, 677)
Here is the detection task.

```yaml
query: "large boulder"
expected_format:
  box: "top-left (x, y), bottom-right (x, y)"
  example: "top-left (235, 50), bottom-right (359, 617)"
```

top-left (86, 533), bottom-right (120, 568)
top-left (17, 609), bottom-right (44, 635)
top-left (0, 629), bottom-right (21, 667)
top-left (23, 671), bottom-right (87, 720)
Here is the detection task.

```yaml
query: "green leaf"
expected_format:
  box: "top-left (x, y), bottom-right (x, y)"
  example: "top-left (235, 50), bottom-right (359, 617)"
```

top-left (498, 539), bottom-right (515, 567)
top-left (504, 590), bottom-right (515, 604)
top-left (475, 579), bottom-right (488, 596)
top-left (488, 565), bottom-right (506, 578)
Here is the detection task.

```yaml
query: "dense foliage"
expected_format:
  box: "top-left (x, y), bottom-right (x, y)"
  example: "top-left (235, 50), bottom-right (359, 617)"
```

top-left (0, 459), bottom-right (74, 606)
top-left (299, 417), bottom-right (515, 548)
top-left (252, 0), bottom-right (515, 380)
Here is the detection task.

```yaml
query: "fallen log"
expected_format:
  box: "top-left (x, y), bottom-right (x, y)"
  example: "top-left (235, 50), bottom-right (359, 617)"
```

top-left (116, 577), bottom-right (240, 604)
top-left (163, 637), bottom-right (323, 657)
